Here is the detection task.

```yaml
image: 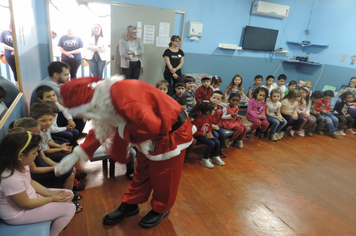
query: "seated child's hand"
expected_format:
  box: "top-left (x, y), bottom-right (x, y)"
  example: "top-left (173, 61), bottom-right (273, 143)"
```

top-left (231, 113), bottom-right (237, 117)
top-left (345, 114), bottom-right (350, 118)
top-left (236, 116), bottom-right (242, 120)
top-left (66, 125), bottom-right (73, 131)
top-left (67, 120), bottom-right (76, 128)
top-left (212, 124), bottom-right (220, 130)
top-left (51, 190), bottom-right (72, 202)
top-left (278, 116), bottom-right (284, 122)
top-left (205, 132), bottom-right (214, 139)
top-left (258, 115), bottom-right (266, 120)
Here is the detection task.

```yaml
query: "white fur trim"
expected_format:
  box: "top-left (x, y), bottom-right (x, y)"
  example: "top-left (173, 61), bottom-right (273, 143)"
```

top-left (137, 126), bottom-right (196, 161)
top-left (66, 75), bottom-right (127, 150)
top-left (73, 146), bottom-right (89, 161)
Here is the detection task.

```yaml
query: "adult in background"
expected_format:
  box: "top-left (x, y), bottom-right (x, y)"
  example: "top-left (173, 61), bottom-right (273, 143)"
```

top-left (163, 35), bottom-right (184, 95)
top-left (35, 62), bottom-right (85, 137)
top-left (338, 77), bottom-right (356, 119)
top-left (58, 29), bottom-right (84, 79)
top-left (119, 25), bottom-right (144, 79)
top-left (85, 24), bottom-right (107, 78)
top-left (0, 23), bottom-right (17, 82)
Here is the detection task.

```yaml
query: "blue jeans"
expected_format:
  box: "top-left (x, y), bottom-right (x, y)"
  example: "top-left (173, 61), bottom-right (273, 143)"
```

top-left (52, 129), bottom-right (79, 146)
top-left (212, 128), bottom-right (226, 149)
top-left (267, 116), bottom-right (288, 134)
top-left (321, 113), bottom-right (338, 132)
top-left (195, 136), bottom-right (220, 159)
top-left (87, 58), bottom-right (106, 78)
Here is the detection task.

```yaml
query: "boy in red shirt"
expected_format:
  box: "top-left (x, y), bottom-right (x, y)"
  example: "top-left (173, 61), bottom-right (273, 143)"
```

top-left (195, 75), bottom-right (213, 102)
top-left (314, 90), bottom-right (339, 137)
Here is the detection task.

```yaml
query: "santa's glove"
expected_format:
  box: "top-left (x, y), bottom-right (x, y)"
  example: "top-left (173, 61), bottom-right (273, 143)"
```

top-left (54, 146), bottom-right (89, 176)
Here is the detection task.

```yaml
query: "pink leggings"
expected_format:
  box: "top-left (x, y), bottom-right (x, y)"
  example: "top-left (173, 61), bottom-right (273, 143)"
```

top-left (5, 189), bottom-right (75, 236)
top-left (246, 115), bottom-right (269, 132)
top-left (298, 115), bottom-right (315, 131)
top-left (231, 124), bottom-right (248, 141)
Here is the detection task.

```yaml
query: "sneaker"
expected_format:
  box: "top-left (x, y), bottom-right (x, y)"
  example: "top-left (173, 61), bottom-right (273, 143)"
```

top-left (237, 140), bottom-right (243, 148)
top-left (295, 131), bottom-right (305, 137)
top-left (337, 130), bottom-right (346, 136)
top-left (211, 156), bottom-right (225, 166)
top-left (277, 132), bottom-right (284, 140)
top-left (305, 131), bottom-right (313, 137)
top-left (200, 158), bottom-right (214, 168)
top-left (219, 149), bottom-right (227, 158)
top-left (289, 129), bottom-right (295, 137)
top-left (246, 132), bottom-right (252, 139)
top-left (225, 139), bottom-right (232, 148)
top-left (346, 129), bottom-right (356, 134)
top-left (316, 130), bottom-right (324, 135)
top-left (331, 131), bottom-right (340, 138)
top-left (73, 179), bottom-right (86, 191)
top-left (259, 133), bottom-right (264, 138)
top-left (270, 134), bottom-right (278, 141)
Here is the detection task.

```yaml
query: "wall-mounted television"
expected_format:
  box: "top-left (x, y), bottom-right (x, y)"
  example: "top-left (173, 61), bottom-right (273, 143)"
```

top-left (242, 26), bottom-right (278, 51)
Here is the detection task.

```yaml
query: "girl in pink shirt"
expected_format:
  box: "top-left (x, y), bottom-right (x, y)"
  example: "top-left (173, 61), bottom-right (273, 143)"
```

top-left (0, 128), bottom-right (75, 236)
top-left (246, 87), bottom-right (270, 138)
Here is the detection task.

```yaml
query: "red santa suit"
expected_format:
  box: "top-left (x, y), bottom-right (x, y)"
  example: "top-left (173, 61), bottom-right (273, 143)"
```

top-left (56, 76), bottom-right (196, 214)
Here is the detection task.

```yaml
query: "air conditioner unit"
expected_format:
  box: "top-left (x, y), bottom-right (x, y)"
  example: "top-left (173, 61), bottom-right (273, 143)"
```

top-left (251, 1), bottom-right (290, 18)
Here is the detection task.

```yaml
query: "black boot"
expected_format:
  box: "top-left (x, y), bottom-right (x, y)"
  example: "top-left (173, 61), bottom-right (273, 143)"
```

top-left (103, 202), bottom-right (139, 225)
top-left (139, 210), bottom-right (170, 229)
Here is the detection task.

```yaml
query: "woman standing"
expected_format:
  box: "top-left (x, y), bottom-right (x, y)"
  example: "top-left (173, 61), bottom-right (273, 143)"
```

top-left (85, 24), bottom-right (107, 78)
top-left (0, 24), bottom-right (17, 82)
top-left (119, 26), bottom-right (144, 79)
top-left (58, 29), bottom-right (84, 79)
top-left (163, 35), bottom-right (184, 95)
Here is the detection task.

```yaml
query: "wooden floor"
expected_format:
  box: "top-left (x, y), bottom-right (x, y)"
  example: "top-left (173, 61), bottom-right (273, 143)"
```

top-left (60, 132), bottom-right (356, 236)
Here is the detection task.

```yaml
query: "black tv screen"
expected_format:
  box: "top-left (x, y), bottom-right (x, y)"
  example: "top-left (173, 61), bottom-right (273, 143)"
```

top-left (242, 26), bottom-right (278, 51)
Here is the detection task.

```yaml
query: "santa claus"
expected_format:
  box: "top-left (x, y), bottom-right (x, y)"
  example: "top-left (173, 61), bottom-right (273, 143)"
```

top-left (54, 75), bottom-right (195, 228)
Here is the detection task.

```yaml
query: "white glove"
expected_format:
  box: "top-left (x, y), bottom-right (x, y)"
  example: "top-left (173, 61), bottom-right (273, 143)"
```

top-left (54, 146), bottom-right (89, 176)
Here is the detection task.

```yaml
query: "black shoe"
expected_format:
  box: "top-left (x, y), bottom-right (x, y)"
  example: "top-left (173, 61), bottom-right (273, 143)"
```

top-left (259, 133), bottom-right (264, 138)
top-left (125, 171), bottom-right (134, 181)
top-left (75, 172), bottom-right (87, 180)
top-left (246, 132), bottom-right (252, 139)
top-left (183, 153), bottom-right (188, 165)
top-left (139, 210), bottom-right (170, 229)
top-left (103, 202), bottom-right (139, 225)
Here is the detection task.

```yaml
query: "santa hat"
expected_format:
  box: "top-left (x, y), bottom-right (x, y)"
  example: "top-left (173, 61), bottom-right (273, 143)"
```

top-left (60, 76), bottom-right (102, 109)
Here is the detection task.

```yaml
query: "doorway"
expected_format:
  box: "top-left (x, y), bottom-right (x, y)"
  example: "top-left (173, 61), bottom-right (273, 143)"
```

top-left (48, 0), bottom-right (111, 79)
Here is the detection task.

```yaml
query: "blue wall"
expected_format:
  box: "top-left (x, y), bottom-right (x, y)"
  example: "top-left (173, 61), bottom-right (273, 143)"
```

top-left (111, 0), bottom-right (355, 91)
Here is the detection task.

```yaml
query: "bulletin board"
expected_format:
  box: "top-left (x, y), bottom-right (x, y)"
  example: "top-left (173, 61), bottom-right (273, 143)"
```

top-left (110, 3), bottom-right (185, 85)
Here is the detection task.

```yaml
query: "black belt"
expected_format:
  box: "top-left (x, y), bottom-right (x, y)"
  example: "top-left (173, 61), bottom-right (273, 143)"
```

top-left (170, 110), bottom-right (187, 133)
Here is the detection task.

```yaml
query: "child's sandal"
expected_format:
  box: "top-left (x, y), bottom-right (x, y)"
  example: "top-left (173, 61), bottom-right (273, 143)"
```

top-left (73, 201), bottom-right (83, 213)
top-left (72, 191), bottom-right (82, 201)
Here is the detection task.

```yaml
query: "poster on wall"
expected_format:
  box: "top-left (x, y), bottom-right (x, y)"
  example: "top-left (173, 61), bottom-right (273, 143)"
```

top-left (143, 25), bottom-right (155, 44)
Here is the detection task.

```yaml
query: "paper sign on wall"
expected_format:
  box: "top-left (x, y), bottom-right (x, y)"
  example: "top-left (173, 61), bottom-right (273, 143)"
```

top-left (143, 25), bottom-right (155, 44)
top-left (156, 37), bottom-right (170, 47)
top-left (159, 22), bottom-right (170, 37)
